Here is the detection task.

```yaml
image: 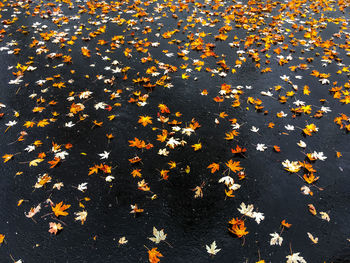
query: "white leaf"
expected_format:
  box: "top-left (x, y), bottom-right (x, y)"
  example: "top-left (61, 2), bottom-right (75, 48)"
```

top-left (206, 241), bottom-right (221, 256)
top-left (270, 232), bottom-right (283, 246)
top-left (297, 140), bottom-right (307, 148)
top-left (218, 176), bottom-right (234, 186)
top-left (98, 151), bottom-right (110, 160)
top-left (286, 252), bottom-right (307, 263)
top-left (252, 212), bottom-right (265, 224)
top-left (256, 143), bottom-right (267, 151)
top-left (320, 212), bottom-right (330, 222)
top-left (148, 227), bottom-right (167, 244)
top-left (77, 182), bottom-right (88, 192)
top-left (238, 202), bottom-right (254, 217)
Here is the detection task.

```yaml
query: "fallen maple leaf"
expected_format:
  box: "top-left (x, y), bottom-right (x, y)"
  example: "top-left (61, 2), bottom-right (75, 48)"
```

top-left (48, 222), bottom-right (63, 235)
top-left (281, 219), bottom-right (292, 228)
top-left (48, 157), bottom-right (61, 168)
top-left (138, 115), bottom-right (152, 126)
top-left (148, 248), bottom-right (163, 263)
top-left (207, 163), bottom-right (219, 173)
top-left (308, 204), bottom-right (317, 216)
top-left (148, 227), bottom-right (167, 244)
top-left (2, 154), bottom-right (13, 163)
top-left (226, 160), bottom-right (243, 173)
top-left (51, 201), bottom-right (71, 217)
top-left (25, 204), bottom-right (41, 218)
top-left (29, 158), bottom-right (44, 167)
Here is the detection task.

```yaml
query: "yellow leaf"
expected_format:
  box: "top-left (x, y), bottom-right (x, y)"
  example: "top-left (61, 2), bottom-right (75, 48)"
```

top-left (29, 158), bottom-right (44, 167)
top-left (191, 143), bottom-right (202, 151)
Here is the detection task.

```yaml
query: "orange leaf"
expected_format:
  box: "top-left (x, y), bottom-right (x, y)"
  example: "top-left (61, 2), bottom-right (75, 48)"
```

top-left (228, 224), bottom-right (248, 238)
top-left (207, 163), bottom-right (220, 173)
top-left (273, 145), bottom-right (281, 152)
top-left (2, 154), bottom-right (13, 163)
top-left (308, 204), bottom-right (317, 216)
top-left (0, 234), bottom-right (5, 244)
top-left (48, 157), bottom-right (60, 168)
top-left (129, 137), bottom-right (146, 148)
top-left (225, 189), bottom-right (235, 198)
top-left (131, 169), bottom-right (142, 178)
top-left (158, 104), bottom-right (170, 114)
top-left (231, 145), bottom-right (247, 154)
top-left (160, 170), bottom-right (169, 180)
top-left (138, 116), bottom-right (152, 127)
top-left (281, 219), bottom-right (292, 228)
top-left (225, 130), bottom-right (239, 140)
top-left (88, 165), bottom-right (99, 175)
top-left (148, 248), bottom-right (163, 263)
top-left (225, 160), bottom-right (243, 173)
top-left (268, 122), bottom-right (275, 128)
top-left (81, 47), bottom-right (91, 57)
top-left (51, 201), bottom-right (70, 217)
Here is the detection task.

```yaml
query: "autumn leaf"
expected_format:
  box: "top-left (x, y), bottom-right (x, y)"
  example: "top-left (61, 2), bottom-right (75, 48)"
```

top-left (51, 201), bottom-right (71, 217)
top-left (207, 163), bottom-right (219, 173)
top-left (148, 248), bottom-right (163, 263)
top-left (131, 169), bottom-right (142, 178)
top-left (268, 122), bottom-right (275, 128)
top-left (34, 173), bottom-right (52, 188)
top-left (303, 85), bottom-right (310, 95)
top-left (81, 46), bottom-right (91, 57)
top-left (130, 204), bottom-right (144, 214)
top-left (225, 130), bottom-right (239, 140)
top-left (225, 189), bottom-right (235, 198)
top-left (320, 211), bottom-right (330, 222)
top-left (25, 204), bottom-right (41, 218)
top-left (48, 157), bottom-right (61, 168)
top-left (159, 170), bottom-right (169, 180)
top-left (0, 234), bottom-right (5, 244)
top-left (88, 165), bottom-right (99, 175)
top-left (308, 204), bottom-right (317, 216)
top-left (158, 104), bottom-right (170, 113)
top-left (29, 158), bottom-right (44, 167)
top-left (273, 145), bottom-right (281, 152)
top-left (191, 142), bottom-right (202, 151)
top-left (225, 160), bottom-right (243, 173)
top-left (231, 145), bottom-right (247, 154)
top-left (2, 154), bottom-right (13, 163)
top-left (37, 119), bottom-right (49, 127)
top-left (168, 161), bottom-right (176, 169)
top-left (148, 227), bottom-right (167, 244)
top-left (303, 123), bottom-right (318, 136)
top-left (138, 115), bottom-right (152, 126)
top-left (206, 241), bottom-right (221, 256)
top-left (307, 232), bottom-right (318, 244)
top-left (48, 222), bottom-right (63, 235)
top-left (129, 156), bottom-right (142, 164)
top-left (118, 237), bottom-right (128, 245)
top-left (229, 224), bottom-right (248, 238)
top-left (129, 137), bottom-right (146, 148)
top-left (75, 210), bottom-right (88, 225)
top-left (281, 219), bottom-right (292, 228)
top-left (24, 121), bottom-right (36, 128)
